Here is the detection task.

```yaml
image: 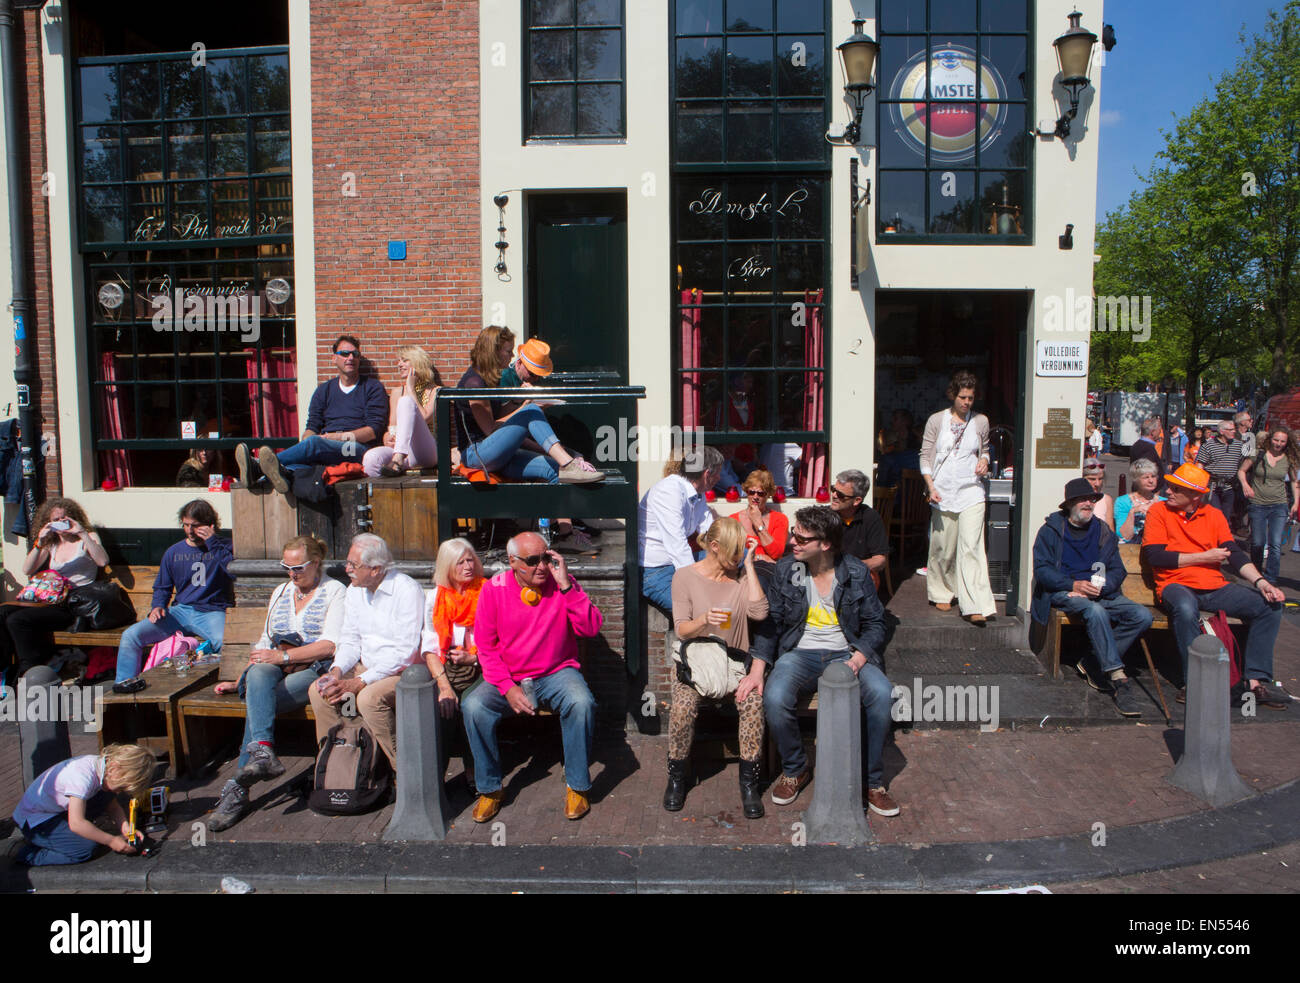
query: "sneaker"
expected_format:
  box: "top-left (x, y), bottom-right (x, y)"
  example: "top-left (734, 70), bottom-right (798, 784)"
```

top-left (257, 445), bottom-right (289, 494)
top-left (236, 742), bottom-right (285, 786)
top-left (1074, 660), bottom-right (1109, 693)
top-left (557, 459), bottom-right (605, 484)
top-left (207, 779), bottom-right (249, 832)
top-left (916, 567), bottom-right (929, 577)
top-left (865, 786), bottom-right (901, 817)
top-left (770, 770), bottom-right (811, 806)
top-left (1111, 679), bottom-right (1142, 718)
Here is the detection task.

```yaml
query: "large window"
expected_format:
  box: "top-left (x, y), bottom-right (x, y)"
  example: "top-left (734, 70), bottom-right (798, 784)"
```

top-left (875, 0), bottom-right (1031, 241)
top-left (672, 1), bottom-right (829, 496)
top-left (75, 47), bottom-right (295, 487)
top-left (525, 0), bottom-right (625, 140)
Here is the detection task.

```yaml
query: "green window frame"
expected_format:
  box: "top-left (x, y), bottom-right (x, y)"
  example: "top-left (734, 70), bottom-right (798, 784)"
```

top-left (524, 0), bottom-right (626, 141)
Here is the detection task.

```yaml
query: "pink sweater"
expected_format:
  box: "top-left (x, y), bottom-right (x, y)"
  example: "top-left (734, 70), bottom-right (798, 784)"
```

top-left (474, 570), bottom-right (604, 696)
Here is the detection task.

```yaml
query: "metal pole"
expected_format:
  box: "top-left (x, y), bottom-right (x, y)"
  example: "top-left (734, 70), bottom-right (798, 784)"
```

top-left (1, 0), bottom-right (47, 532)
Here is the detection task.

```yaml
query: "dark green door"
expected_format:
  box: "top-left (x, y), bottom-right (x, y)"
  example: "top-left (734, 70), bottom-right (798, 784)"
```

top-left (529, 193), bottom-right (628, 382)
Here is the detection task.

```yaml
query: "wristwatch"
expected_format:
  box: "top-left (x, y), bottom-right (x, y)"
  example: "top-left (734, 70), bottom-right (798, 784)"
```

top-left (282, 652), bottom-right (291, 664)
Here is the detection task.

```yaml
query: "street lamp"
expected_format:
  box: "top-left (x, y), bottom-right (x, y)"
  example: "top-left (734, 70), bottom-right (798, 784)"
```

top-left (1039, 10), bottom-right (1098, 140)
top-left (827, 18), bottom-right (879, 147)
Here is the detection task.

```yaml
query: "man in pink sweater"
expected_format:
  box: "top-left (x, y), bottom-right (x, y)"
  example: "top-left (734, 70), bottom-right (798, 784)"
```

top-left (462, 532), bottom-right (604, 822)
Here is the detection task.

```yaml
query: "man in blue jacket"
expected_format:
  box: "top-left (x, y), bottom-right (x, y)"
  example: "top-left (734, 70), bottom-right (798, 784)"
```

top-left (114, 500), bottom-right (233, 685)
top-left (748, 505), bottom-right (898, 817)
top-left (235, 334), bottom-right (388, 496)
top-left (1031, 478), bottom-right (1152, 717)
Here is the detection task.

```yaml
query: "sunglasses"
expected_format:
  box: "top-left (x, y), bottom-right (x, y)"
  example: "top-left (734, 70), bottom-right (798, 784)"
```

top-left (514, 553), bottom-right (552, 567)
top-left (335, 349), bottom-right (359, 359)
top-left (790, 532), bottom-right (822, 546)
top-left (830, 488), bottom-right (856, 501)
top-left (280, 561), bottom-right (313, 573)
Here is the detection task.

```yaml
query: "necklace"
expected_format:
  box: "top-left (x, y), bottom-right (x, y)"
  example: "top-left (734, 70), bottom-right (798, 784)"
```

top-left (293, 582), bottom-right (318, 603)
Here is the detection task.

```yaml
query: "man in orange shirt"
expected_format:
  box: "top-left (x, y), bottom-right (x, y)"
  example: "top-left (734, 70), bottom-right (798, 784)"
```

top-left (1141, 465), bottom-right (1289, 709)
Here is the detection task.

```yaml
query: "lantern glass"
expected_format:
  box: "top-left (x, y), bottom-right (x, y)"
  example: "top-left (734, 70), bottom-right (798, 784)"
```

top-left (839, 37), bottom-right (878, 89)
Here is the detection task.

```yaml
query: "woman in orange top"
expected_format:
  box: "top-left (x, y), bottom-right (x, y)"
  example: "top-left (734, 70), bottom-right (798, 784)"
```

top-left (731, 467), bottom-right (788, 563)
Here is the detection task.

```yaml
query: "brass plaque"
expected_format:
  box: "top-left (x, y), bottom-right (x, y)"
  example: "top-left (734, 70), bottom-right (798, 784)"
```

top-left (1036, 436), bottom-right (1082, 469)
top-left (1046, 408), bottom-right (1072, 423)
top-left (1042, 422), bottom-right (1075, 438)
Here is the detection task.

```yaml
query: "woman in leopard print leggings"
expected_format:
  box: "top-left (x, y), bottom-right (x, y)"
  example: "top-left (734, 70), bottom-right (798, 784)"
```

top-left (665, 516), bottom-right (769, 819)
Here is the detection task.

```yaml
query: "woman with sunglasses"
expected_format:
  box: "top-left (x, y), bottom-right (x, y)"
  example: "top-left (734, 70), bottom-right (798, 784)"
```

top-left (1082, 458), bottom-right (1115, 531)
top-left (664, 516), bottom-right (768, 819)
top-left (208, 535), bottom-right (345, 831)
top-left (731, 467), bottom-right (788, 564)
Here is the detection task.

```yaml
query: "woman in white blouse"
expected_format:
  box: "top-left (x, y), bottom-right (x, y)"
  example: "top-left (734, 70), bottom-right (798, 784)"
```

top-left (919, 370), bottom-right (997, 623)
top-left (209, 535), bottom-right (346, 831)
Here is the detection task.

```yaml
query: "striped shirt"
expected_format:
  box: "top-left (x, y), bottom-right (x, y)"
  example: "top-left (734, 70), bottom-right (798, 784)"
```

top-left (1195, 438), bottom-right (1243, 481)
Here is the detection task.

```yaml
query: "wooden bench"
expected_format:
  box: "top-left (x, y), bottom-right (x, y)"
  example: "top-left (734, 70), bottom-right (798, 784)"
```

top-left (47, 564), bottom-right (158, 650)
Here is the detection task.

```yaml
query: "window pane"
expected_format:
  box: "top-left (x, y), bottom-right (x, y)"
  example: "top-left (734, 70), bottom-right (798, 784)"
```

top-left (676, 36), bottom-right (723, 97)
top-left (931, 0), bottom-right (975, 32)
top-left (982, 0), bottom-right (1028, 32)
top-left (532, 0), bottom-right (575, 26)
top-left (531, 31), bottom-right (575, 81)
top-left (84, 188), bottom-right (124, 243)
top-left (124, 123), bottom-right (163, 179)
top-left (980, 171), bottom-right (1025, 235)
top-left (777, 105), bottom-right (823, 161)
top-left (879, 103), bottom-right (926, 165)
top-left (776, 372), bottom-right (822, 430)
top-left (726, 101), bottom-right (773, 160)
top-left (207, 57), bottom-right (247, 115)
top-left (210, 118), bottom-right (248, 176)
top-left (248, 54), bottom-right (290, 113)
top-left (727, 309), bottom-right (772, 366)
top-left (693, 306), bottom-right (724, 367)
top-left (678, 180), bottom-right (726, 240)
top-left (120, 62), bottom-right (159, 120)
top-left (163, 61), bottom-right (203, 119)
top-left (979, 104), bottom-right (1027, 168)
top-left (676, 0), bottom-right (723, 34)
top-left (212, 180), bottom-right (250, 234)
top-left (170, 183), bottom-right (210, 237)
top-left (928, 170), bottom-right (975, 233)
top-left (777, 34), bottom-right (824, 95)
top-left (982, 36), bottom-right (1027, 98)
top-left (167, 121), bottom-right (206, 178)
top-left (577, 83), bottom-right (622, 134)
top-left (82, 126), bottom-right (121, 184)
top-left (878, 35), bottom-right (926, 95)
top-left (777, 0), bottom-right (821, 33)
top-left (726, 0), bottom-right (771, 32)
top-left (877, 171), bottom-right (924, 235)
top-left (726, 245), bottom-right (774, 296)
top-left (138, 384), bottom-right (180, 438)
top-left (772, 178), bottom-right (822, 239)
top-left (675, 102), bottom-right (723, 160)
top-left (577, 0), bottom-right (619, 26)
top-left (678, 242), bottom-right (725, 293)
top-left (531, 84), bottom-right (576, 135)
top-left (880, 0), bottom-right (925, 33)
top-left (253, 116), bottom-right (291, 172)
top-left (727, 36), bottom-right (772, 97)
top-left (577, 29), bottom-right (620, 80)
top-left (773, 241), bottom-right (822, 293)
top-left (79, 66), bottom-right (120, 122)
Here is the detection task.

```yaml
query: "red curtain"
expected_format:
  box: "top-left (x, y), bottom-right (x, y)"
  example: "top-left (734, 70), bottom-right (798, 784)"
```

top-left (799, 288), bottom-right (827, 498)
top-left (245, 347), bottom-right (299, 439)
top-left (680, 288), bottom-right (702, 430)
top-left (97, 352), bottom-right (133, 487)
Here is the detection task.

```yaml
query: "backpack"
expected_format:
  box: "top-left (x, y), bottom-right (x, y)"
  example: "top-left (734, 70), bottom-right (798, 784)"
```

top-left (308, 718), bottom-right (391, 815)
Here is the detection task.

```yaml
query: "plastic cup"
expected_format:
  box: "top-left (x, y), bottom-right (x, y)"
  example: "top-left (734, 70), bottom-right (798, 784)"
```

top-left (717, 607), bottom-right (733, 630)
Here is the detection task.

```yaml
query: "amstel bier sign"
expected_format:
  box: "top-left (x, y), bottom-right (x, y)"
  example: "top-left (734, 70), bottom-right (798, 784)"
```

top-left (888, 45), bottom-right (1009, 161)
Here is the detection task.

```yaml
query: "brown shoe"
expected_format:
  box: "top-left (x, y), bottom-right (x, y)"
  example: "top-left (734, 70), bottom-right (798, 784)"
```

top-left (257, 445), bottom-right (289, 494)
top-left (934, 602), bottom-right (952, 611)
top-left (865, 786), bottom-right (900, 817)
top-left (564, 786), bottom-right (590, 820)
top-left (472, 791), bottom-right (503, 823)
top-left (964, 613), bottom-right (986, 625)
top-left (770, 770), bottom-right (811, 806)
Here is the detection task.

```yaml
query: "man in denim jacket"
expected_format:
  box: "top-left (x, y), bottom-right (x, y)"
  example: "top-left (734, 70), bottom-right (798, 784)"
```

top-left (748, 506), bottom-right (899, 817)
top-left (1031, 478), bottom-right (1152, 718)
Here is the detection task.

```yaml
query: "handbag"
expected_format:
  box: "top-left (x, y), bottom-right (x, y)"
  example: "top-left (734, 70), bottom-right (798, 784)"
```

top-left (16, 569), bottom-right (71, 604)
top-left (671, 636), bottom-right (747, 700)
top-left (67, 580), bottom-right (135, 632)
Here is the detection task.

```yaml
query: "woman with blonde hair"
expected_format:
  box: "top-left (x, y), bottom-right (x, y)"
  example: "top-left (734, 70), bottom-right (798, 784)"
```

top-left (363, 345), bottom-right (442, 477)
top-left (664, 515), bottom-right (768, 819)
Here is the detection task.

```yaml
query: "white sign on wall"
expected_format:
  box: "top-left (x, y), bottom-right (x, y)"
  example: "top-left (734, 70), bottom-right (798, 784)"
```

top-left (1036, 340), bottom-right (1089, 377)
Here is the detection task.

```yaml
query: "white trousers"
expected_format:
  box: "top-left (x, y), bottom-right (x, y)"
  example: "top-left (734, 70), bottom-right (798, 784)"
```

top-left (926, 502), bottom-right (996, 617)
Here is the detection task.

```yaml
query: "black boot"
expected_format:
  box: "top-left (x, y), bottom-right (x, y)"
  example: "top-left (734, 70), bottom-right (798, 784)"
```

top-left (663, 758), bottom-right (689, 812)
top-left (739, 759), bottom-right (765, 819)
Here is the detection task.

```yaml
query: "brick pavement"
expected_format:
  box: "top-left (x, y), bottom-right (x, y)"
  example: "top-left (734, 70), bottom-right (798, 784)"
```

top-left (1050, 839), bottom-right (1300, 893)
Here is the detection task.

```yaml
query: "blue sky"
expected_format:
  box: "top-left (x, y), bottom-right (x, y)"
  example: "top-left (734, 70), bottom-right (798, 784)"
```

top-left (1094, 0), bottom-right (1282, 221)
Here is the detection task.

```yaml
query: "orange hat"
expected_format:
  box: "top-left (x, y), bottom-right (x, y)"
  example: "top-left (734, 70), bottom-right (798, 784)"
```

top-left (1165, 463), bottom-right (1210, 494)
top-left (518, 338), bottom-right (553, 377)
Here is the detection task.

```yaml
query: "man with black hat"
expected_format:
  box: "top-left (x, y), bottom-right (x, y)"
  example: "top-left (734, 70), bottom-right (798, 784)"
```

top-left (1031, 478), bottom-right (1153, 717)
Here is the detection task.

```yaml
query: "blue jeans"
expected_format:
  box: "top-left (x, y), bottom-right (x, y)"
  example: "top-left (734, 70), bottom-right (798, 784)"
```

top-left (115, 605), bottom-right (227, 684)
top-left (237, 662), bottom-right (328, 767)
top-left (641, 564), bottom-right (676, 612)
top-left (461, 666), bottom-right (595, 793)
top-left (1248, 502), bottom-right (1289, 582)
top-left (15, 791), bottom-right (111, 866)
top-left (1049, 593), bottom-right (1153, 675)
top-left (463, 405), bottom-right (560, 483)
top-left (276, 435), bottom-right (358, 475)
top-left (1161, 582), bottom-right (1282, 683)
top-left (763, 649), bottom-right (893, 788)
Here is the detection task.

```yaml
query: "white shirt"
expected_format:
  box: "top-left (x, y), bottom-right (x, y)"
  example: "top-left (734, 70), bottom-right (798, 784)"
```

top-left (930, 411), bottom-right (986, 514)
top-left (639, 474), bottom-right (714, 569)
top-left (255, 578), bottom-right (347, 651)
top-left (332, 570), bottom-right (424, 685)
top-left (13, 754), bottom-right (105, 829)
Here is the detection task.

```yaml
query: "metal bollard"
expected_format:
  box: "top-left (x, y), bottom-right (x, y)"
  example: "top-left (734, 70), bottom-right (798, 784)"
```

top-left (1167, 635), bottom-right (1253, 807)
top-left (383, 663), bottom-right (449, 841)
top-left (802, 661), bottom-right (875, 846)
top-left (17, 666), bottom-right (72, 787)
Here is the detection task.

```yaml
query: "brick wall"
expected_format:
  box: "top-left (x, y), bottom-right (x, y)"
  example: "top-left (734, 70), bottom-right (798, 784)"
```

top-left (309, 0), bottom-right (483, 391)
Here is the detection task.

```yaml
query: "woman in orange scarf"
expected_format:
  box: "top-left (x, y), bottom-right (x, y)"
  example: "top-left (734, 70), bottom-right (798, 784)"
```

top-left (421, 537), bottom-right (485, 790)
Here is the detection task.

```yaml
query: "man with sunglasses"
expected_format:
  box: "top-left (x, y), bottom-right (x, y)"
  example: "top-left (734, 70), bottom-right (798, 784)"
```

top-left (827, 469), bottom-right (889, 589)
top-left (235, 334), bottom-right (389, 495)
top-left (750, 506), bottom-right (898, 816)
top-left (461, 532), bottom-right (604, 823)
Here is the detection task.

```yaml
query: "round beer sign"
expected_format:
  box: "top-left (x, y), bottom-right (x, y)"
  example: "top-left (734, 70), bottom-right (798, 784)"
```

top-left (888, 45), bottom-right (1008, 162)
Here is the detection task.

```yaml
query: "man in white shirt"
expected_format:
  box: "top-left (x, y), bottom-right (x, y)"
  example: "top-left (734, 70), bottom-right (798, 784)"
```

top-left (637, 446), bottom-right (724, 611)
top-left (308, 533), bottom-right (424, 769)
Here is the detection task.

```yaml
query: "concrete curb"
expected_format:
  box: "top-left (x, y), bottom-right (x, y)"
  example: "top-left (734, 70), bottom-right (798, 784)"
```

top-left (5, 779), bottom-right (1296, 893)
